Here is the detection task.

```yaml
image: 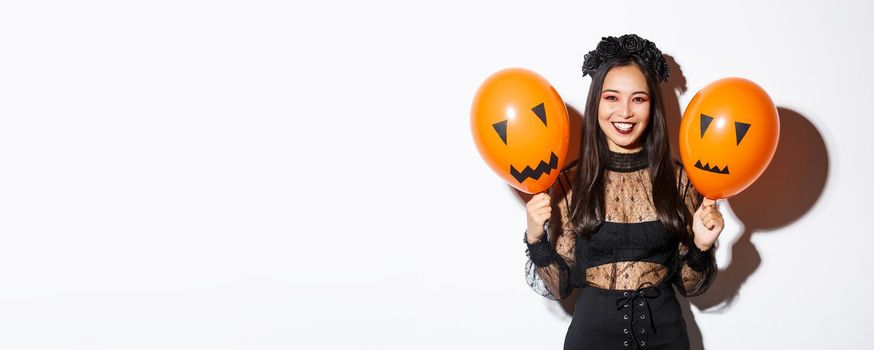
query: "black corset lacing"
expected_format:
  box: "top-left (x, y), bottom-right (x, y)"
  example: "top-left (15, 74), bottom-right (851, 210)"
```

top-left (615, 281), bottom-right (661, 348)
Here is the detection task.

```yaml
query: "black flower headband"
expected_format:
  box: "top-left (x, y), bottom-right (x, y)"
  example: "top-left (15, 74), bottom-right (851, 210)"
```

top-left (582, 34), bottom-right (670, 82)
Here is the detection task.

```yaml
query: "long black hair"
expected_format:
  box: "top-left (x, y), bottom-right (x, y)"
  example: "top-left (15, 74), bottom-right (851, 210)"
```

top-left (563, 55), bottom-right (692, 242)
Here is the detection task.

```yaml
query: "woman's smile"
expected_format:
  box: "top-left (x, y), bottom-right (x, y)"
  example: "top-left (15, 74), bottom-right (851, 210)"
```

top-left (612, 122), bottom-right (635, 134)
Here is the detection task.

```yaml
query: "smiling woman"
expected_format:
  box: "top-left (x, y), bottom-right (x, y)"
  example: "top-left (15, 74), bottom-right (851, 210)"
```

top-left (522, 34), bottom-right (724, 350)
top-left (598, 65), bottom-right (653, 153)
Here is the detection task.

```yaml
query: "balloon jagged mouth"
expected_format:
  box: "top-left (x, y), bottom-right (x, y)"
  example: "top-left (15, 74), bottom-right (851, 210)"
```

top-left (510, 152), bottom-right (559, 183)
top-left (694, 160), bottom-right (730, 174)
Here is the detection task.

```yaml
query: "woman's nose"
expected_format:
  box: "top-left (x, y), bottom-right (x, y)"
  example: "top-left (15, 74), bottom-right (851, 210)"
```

top-left (618, 104), bottom-right (634, 118)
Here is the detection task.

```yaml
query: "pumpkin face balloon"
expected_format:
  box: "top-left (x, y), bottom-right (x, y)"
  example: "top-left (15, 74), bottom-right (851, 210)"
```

top-left (679, 77), bottom-right (780, 199)
top-left (471, 68), bottom-right (570, 194)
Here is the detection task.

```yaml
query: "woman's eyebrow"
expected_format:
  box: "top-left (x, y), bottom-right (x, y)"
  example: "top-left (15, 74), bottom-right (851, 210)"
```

top-left (601, 89), bottom-right (650, 96)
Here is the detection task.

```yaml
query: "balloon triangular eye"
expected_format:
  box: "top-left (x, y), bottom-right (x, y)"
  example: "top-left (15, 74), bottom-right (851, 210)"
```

top-left (700, 114), bottom-right (713, 138)
top-left (735, 121), bottom-right (751, 145)
top-left (492, 120), bottom-right (508, 145)
top-left (532, 103), bottom-right (547, 126)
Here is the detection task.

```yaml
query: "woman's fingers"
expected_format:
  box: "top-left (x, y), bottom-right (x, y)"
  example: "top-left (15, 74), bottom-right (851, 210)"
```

top-left (704, 218), bottom-right (716, 230)
top-left (704, 217), bottom-right (724, 230)
top-left (699, 206), bottom-right (723, 220)
top-left (527, 193), bottom-right (553, 227)
top-left (699, 197), bottom-right (717, 210)
top-left (528, 193), bottom-right (551, 208)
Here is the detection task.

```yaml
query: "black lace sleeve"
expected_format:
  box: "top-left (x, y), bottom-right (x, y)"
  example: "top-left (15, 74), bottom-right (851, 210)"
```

top-left (673, 163), bottom-right (718, 297)
top-left (524, 164), bottom-right (582, 300)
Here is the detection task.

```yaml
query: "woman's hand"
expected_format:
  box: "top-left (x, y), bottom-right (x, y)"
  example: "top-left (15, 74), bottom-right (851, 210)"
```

top-left (692, 198), bottom-right (724, 251)
top-left (526, 192), bottom-right (551, 242)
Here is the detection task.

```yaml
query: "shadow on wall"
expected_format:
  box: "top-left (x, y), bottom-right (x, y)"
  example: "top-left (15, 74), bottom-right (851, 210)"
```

top-left (511, 54), bottom-right (830, 350)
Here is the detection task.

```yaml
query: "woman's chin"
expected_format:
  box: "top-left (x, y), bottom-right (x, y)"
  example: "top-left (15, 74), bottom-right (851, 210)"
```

top-left (607, 135), bottom-right (643, 151)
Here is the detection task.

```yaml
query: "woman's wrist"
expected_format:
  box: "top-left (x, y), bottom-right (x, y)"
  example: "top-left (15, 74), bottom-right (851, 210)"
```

top-left (525, 229), bottom-right (545, 244)
top-left (524, 230), bottom-right (557, 267)
top-left (526, 221), bottom-right (548, 243)
top-left (685, 241), bottom-right (714, 272)
top-left (694, 240), bottom-right (712, 252)
top-left (525, 230), bottom-right (546, 244)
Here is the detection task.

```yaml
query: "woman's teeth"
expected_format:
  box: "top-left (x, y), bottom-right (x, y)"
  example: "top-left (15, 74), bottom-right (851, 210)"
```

top-left (612, 122), bottom-right (634, 134)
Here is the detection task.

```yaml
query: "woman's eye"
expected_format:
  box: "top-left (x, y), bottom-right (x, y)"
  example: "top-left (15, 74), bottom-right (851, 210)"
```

top-left (604, 95), bottom-right (617, 101)
top-left (633, 97), bottom-right (648, 103)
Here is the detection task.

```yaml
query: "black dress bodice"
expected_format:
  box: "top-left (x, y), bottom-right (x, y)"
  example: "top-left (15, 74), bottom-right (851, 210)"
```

top-left (577, 221), bottom-right (677, 270)
top-left (524, 148), bottom-right (717, 299)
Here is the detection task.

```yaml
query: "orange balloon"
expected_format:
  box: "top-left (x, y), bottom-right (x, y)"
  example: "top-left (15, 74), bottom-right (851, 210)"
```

top-left (679, 77), bottom-right (780, 199)
top-left (471, 68), bottom-right (570, 194)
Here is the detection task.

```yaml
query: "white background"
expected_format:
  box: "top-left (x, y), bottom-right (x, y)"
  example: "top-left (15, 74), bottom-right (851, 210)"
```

top-left (1, 1), bottom-right (872, 349)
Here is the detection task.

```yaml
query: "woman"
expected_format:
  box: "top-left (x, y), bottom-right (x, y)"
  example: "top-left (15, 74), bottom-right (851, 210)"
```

top-left (523, 34), bottom-right (724, 350)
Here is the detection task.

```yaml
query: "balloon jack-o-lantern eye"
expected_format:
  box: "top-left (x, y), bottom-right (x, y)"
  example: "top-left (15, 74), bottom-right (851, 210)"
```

top-left (492, 102), bottom-right (559, 183)
top-left (692, 113), bottom-right (752, 175)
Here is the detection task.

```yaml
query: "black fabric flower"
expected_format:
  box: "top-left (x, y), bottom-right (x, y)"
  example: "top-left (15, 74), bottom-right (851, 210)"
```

top-left (581, 33), bottom-right (670, 82)
top-left (656, 59), bottom-right (670, 81)
top-left (619, 34), bottom-right (646, 53)
top-left (582, 53), bottom-right (601, 76)
top-left (595, 36), bottom-right (621, 58)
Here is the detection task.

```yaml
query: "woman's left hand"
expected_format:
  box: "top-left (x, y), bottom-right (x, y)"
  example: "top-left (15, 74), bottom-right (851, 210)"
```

top-left (692, 198), bottom-right (724, 251)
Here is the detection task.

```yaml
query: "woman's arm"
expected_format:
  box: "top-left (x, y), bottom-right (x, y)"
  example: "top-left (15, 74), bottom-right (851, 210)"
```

top-left (674, 164), bottom-right (718, 297)
top-left (524, 167), bottom-right (580, 300)
top-left (676, 240), bottom-right (718, 297)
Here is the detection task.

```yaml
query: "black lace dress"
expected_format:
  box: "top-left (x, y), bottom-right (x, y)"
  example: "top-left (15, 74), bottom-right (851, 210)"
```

top-left (524, 149), bottom-right (717, 350)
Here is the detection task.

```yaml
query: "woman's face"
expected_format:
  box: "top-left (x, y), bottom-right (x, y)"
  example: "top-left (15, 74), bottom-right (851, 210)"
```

top-left (597, 64), bottom-right (651, 153)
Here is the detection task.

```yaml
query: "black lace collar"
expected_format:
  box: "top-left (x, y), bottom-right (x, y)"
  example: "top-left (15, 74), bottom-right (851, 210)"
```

top-left (606, 149), bottom-right (648, 172)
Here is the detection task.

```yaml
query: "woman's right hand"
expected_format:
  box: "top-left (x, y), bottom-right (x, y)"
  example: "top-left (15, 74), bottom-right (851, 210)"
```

top-left (525, 192), bottom-right (551, 242)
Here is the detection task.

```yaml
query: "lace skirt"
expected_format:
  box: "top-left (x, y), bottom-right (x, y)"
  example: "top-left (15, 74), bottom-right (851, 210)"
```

top-left (564, 281), bottom-right (689, 350)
